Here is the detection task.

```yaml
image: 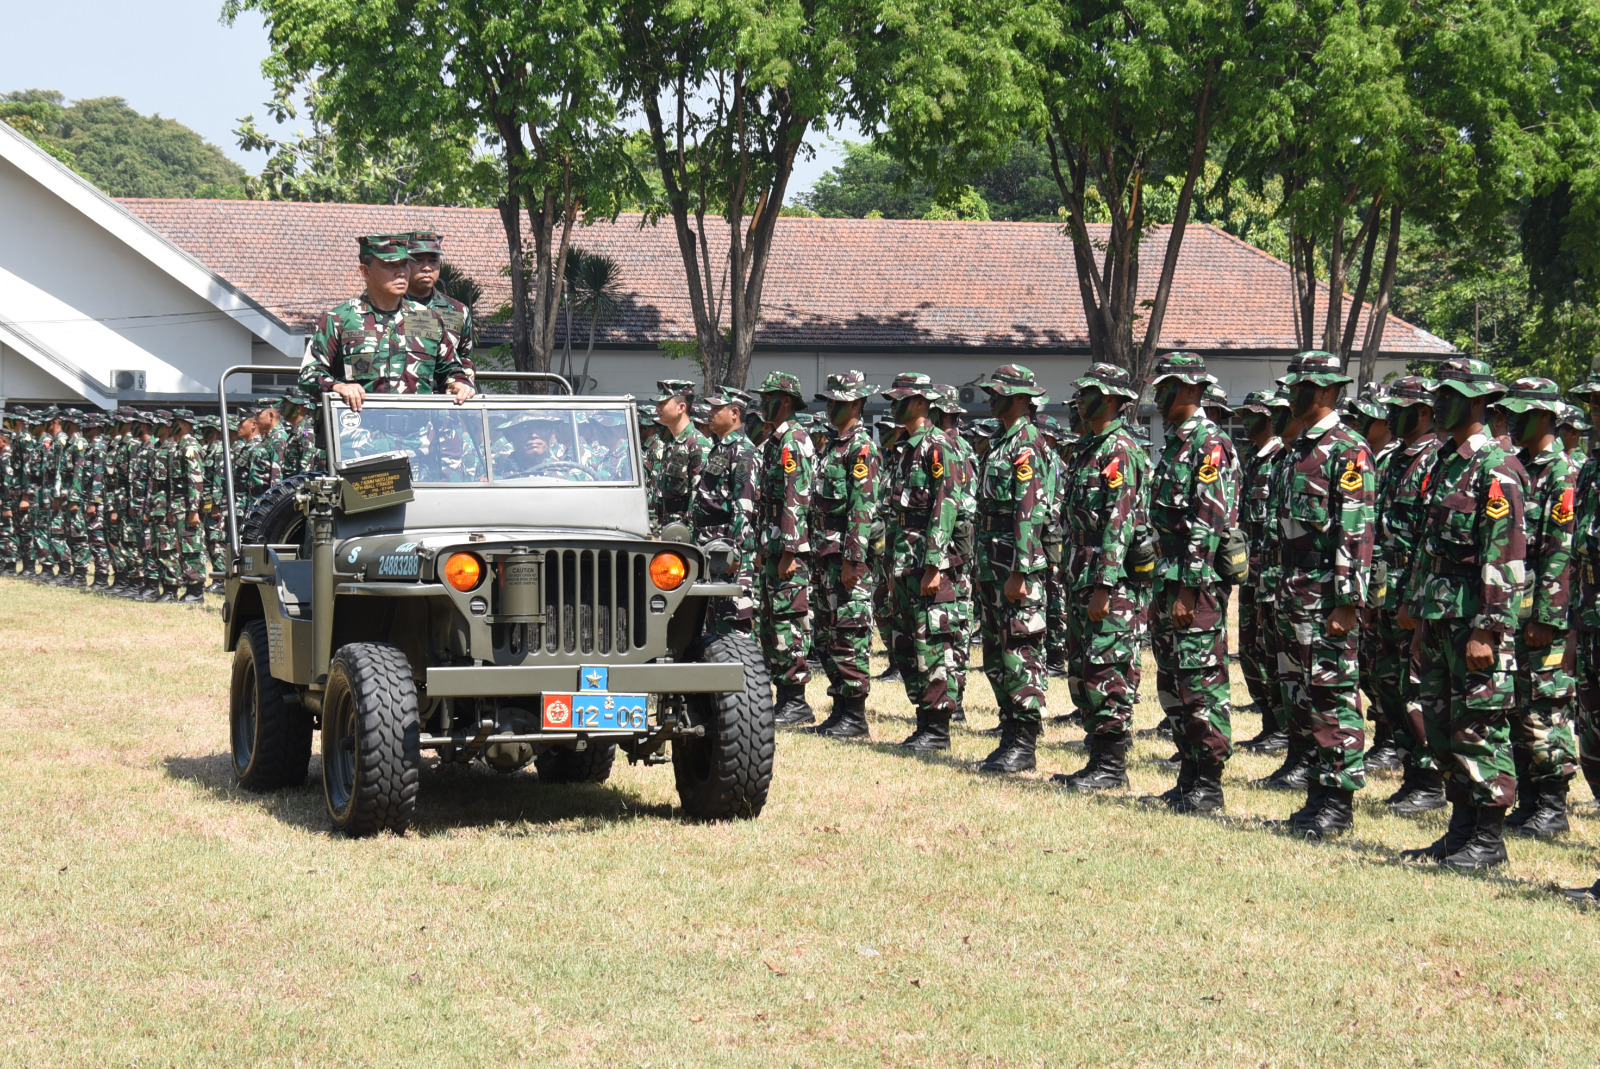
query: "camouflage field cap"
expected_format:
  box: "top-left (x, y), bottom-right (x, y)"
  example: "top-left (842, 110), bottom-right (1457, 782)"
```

top-left (1343, 382), bottom-right (1389, 421)
top-left (57, 408), bottom-right (82, 425)
top-left (499, 410), bottom-right (563, 432)
top-left (1235, 389), bottom-right (1288, 416)
top-left (744, 406), bottom-right (767, 426)
top-left (256, 395), bottom-right (281, 412)
top-left (816, 369), bottom-right (876, 402)
top-left (1569, 362), bottom-right (1600, 400)
top-left (635, 406), bottom-right (657, 427)
top-left (1497, 376), bottom-right (1564, 416)
top-left (756, 370), bottom-right (808, 408)
top-left (279, 386), bottom-right (310, 410)
top-left (226, 414), bottom-right (241, 432)
top-left (1386, 375), bottom-right (1435, 407)
top-left (929, 384), bottom-right (966, 415)
top-left (689, 401), bottom-right (713, 424)
top-left (881, 372), bottom-right (941, 402)
top-left (1281, 350), bottom-right (1353, 388)
top-left (406, 231), bottom-right (443, 257)
top-left (170, 408), bottom-right (196, 424)
top-left (1148, 352), bottom-right (1217, 387)
top-left (1558, 403), bottom-right (1592, 432)
top-left (705, 385), bottom-right (755, 409)
top-left (153, 409), bottom-right (174, 422)
top-left (1035, 413), bottom-right (1064, 436)
top-left (358, 234), bottom-right (413, 263)
top-left (653, 378), bottom-right (697, 404)
top-left (976, 363), bottom-right (1047, 397)
top-left (1202, 382), bottom-right (1234, 414)
top-left (1430, 357), bottom-right (1505, 402)
top-left (1072, 361), bottom-right (1140, 401)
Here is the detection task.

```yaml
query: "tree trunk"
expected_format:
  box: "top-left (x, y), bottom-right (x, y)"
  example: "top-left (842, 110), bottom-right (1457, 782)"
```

top-left (1358, 203), bottom-right (1404, 388)
top-left (1340, 195), bottom-right (1383, 362)
top-left (497, 195), bottom-right (532, 374)
top-left (1322, 214), bottom-right (1345, 353)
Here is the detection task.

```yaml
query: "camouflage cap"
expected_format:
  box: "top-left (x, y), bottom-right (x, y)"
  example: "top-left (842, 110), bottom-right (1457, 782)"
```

top-left (755, 370), bottom-right (808, 408)
top-left (976, 363), bottom-right (1047, 397)
top-left (280, 386), bottom-right (311, 409)
top-left (929, 384), bottom-right (966, 415)
top-left (1148, 352), bottom-right (1217, 387)
top-left (1343, 382), bottom-right (1389, 421)
top-left (1035, 413), bottom-right (1064, 436)
top-left (689, 401), bottom-right (713, 424)
top-left (406, 231), bottom-right (443, 256)
top-left (170, 407), bottom-right (197, 424)
top-left (1281, 350), bottom-right (1353, 388)
top-left (256, 395), bottom-right (281, 410)
top-left (226, 414), bottom-right (241, 432)
top-left (1558, 403), bottom-right (1592, 432)
top-left (816, 369), bottom-right (876, 402)
top-left (744, 406), bottom-right (767, 426)
top-left (1235, 389), bottom-right (1289, 416)
top-left (153, 409), bottom-right (174, 422)
top-left (881, 372), bottom-right (942, 402)
top-left (1386, 375), bottom-right (1435, 407)
top-left (1430, 357), bottom-right (1505, 402)
top-left (1072, 361), bottom-right (1140, 401)
top-left (1496, 376), bottom-right (1563, 416)
top-left (1202, 382), bottom-right (1234, 414)
top-left (706, 385), bottom-right (755, 409)
top-left (358, 234), bottom-right (413, 262)
top-left (57, 408), bottom-right (83, 425)
top-left (874, 414), bottom-right (899, 430)
top-left (1569, 363), bottom-right (1600, 400)
top-left (653, 378), bottom-right (697, 404)
top-left (36, 405), bottom-right (62, 420)
top-left (635, 406), bottom-right (657, 427)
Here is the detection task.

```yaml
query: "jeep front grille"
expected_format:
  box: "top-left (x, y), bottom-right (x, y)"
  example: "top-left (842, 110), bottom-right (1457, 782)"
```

top-left (528, 548), bottom-right (646, 657)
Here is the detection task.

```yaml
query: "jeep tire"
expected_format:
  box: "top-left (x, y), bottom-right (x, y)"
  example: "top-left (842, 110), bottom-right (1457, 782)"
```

top-left (320, 642), bottom-right (421, 836)
top-left (230, 619), bottom-right (311, 790)
top-left (673, 632), bottom-right (775, 820)
top-left (239, 472), bottom-right (319, 547)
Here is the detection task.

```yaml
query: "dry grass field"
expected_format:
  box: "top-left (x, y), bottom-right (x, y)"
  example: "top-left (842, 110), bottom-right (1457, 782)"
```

top-left (0, 580), bottom-right (1597, 1067)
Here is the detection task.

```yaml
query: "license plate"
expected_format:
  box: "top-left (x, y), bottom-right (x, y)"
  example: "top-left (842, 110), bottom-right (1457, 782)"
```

top-left (541, 692), bottom-right (649, 732)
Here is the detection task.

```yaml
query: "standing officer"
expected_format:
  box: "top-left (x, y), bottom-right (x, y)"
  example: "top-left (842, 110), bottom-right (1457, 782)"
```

top-left (1139, 353), bottom-right (1239, 813)
top-left (873, 415), bottom-right (907, 683)
top-left (279, 387), bottom-right (322, 476)
top-left (651, 379), bottom-right (709, 534)
top-left (1235, 390), bottom-right (1290, 750)
top-left (145, 410), bottom-right (176, 601)
top-left (808, 371), bottom-right (881, 740)
top-left (1570, 374), bottom-right (1600, 813)
top-left (694, 386), bottom-right (760, 637)
top-left (755, 371), bottom-right (817, 726)
top-left (1399, 358), bottom-right (1525, 870)
top-left (973, 365), bottom-right (1052, 773)
top-left (82, 414), bottom-right (113, 590)
top-left (930, 386), bottom-right (978, 721)
top-left (405, 231), bottom-right (476, 371)
top-left (1495, 378), bottom-right (1579, 837)
top-left (1265, 352), bottom-right (1375, 839)
top-left (1051, 363), bottom-right (1149, 789)
top-left (169, 409), bottom-right (207, 603)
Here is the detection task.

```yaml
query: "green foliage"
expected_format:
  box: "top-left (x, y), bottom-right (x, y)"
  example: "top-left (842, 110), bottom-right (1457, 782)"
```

top-left (798, 139), bottom-right (1062, 221)
top-left (1, 89), bottom-right (245, 197)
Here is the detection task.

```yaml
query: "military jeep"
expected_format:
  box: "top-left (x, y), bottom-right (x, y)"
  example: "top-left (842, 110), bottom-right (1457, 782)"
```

top-left (217, 368), bottom-right (774, 836)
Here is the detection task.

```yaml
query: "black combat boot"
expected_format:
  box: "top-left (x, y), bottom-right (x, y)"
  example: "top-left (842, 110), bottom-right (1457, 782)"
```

top-left (874, 662), bottom-right (902, 683)
top-left (1364, 721), bottom-right (1401, 772)
top-left (811, 694), bottom-right (870, 739)
top-left (1399, 801), bottom-right (1476, 861)
top-left (180, 583), bottom-right (206, 604)
top-left (1051, 734), bottom-right (1129, 791)
top-left (950, 702), bottom-right (966, 723)
top-left (1511, 784), bottom-right (1570, 838)
top-left (156, 583), bottom-right (178, 603)
top-left (1238, 723), bottom-right (1289, 753)
top-left (1267, 781), bottom-right (1328, 833)
top-left (1505, 767), bottom-right (1538, 829)
top-left (1442, 807), bottom-right (1508, 870)
top-left (1152, 748), bottom-right (1183, 772)
top-left (1046, 654), bottom-right (1068, 679)
top-left (1301, 788), bottom-right (1355, 840)
top-left (1387, 766), bottom-right (1447, 814)
top-left (138, 581), bottom-right (159, 601)
top-left (900, 711), bottom-right (951, 752)
top-left (1251, 750), bottom-right (1309, 791)
top-left (1141, 757), bottom-right (1197, 806)
top-left (1171, 760), bottom-right (1225, 814)
top-left (773, 683), bottom-right (814, 727)
top-left (981, 720), bottom-right (1038, 773)
top-left (1559, 879), bottom-right (1600, 910)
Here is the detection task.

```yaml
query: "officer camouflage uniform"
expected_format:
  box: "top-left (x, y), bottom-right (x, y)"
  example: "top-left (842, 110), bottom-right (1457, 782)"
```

top-left (170, 410), bottom-right (208, 602)
top-left (146, 415), bottom-right (179, 600)
top-left (973, 365), bottom-right (1052, 773)
top-left (1570, 373), bottom-right (1600, 818)
top-left (1494, 378), bottom-right (1579, 838)
top-left (405, 231), bottom-right (476, 371)
top-left (693, 386), bottom-right (760, 637)
top-left (1234, 391), bottom-right (1291, 752)
top-left (1400, 358), bottom-right (1526, 870)
top-left (1142, 353), bottom-right (1239, 813)
top-left (1036, 414), bottom-right (1072, 677)
top-left (651, 379), bottom-right (709, 534)
top-left (0, 416), bottom-right (16, 569)
top-left (82, 416), bottom-right (113, 587)
top-left (756, 371), bottom-right (817, 725)
top-left (930, 386), bottom-right (978, 720)
top-left (1050, 364), bottom-right (1149, 790)
top-left (807, 372), bottom-right (881, 739)
top-left (872, 417), bottom-right (906, 682)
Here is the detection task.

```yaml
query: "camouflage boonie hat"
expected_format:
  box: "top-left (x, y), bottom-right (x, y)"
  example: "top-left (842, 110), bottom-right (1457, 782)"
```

top-left (744, 407), bottom-right (767, 426)
top-left (1430, 357), bottom-right (1505, 402)
top-left (929, 384), bottom-right (966, 415)
top-left (1035, 414), bottom-right (1064, 436)
top-left (358, 234), bottom-right (412, 262)
top-left (170, 408), bottom-right (197, 423)
top-left (1202, 382), bottom-right (1234, 414)
top-left (405, 231), bottom-right (443, 256)
top-left (705, 385), bottom-right (754, 409)
top-left (499, 411), bottom-right (563, 431)
top-left (1558, 403), bottom-right (1591, 432)
top-left (280, 386), bottom-right (311, 410)
top-left (816, 369), bottom-right (876, 402)
top-left (653, 378), bottom-right (696, 404)
top-left (153, 409), bottom-right (174, 422)
top-left (756, 370), bottom-right (808, 408)
top-left (1386, 375), bottom-right (1435, 406)
top-left (976, 363), bottom-right (1047, 397)
top-left (881, 372), bottom-right (941, 402)
top-left (1149, 352), bottom-right (1217, 387)
top-left (1072, 361), bottom-right (1140, 400)
top-left (1235, 389), bottom-right (1288, 416)
top-left (1343, 382), bottom-right (1389, 421)
top-left (1497, 376), bottom-right (1563, 416)
top-left (689, 402), bottom-right (713, 424)
top-left (1569, 361), bottom-right (1600, 400)
top-left (57, 408), bottom-right (83, 425)
top-left (1282, 350), bottom-right (1353, 388)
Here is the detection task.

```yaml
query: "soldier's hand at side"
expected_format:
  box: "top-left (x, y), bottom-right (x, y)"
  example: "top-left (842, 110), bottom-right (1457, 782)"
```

top-left (1525, 621), bottom-right (1553, 648)
top-left (1410, 631), bottom-right (1423, 661)
top-left (448, 382), bottom-right (476, 405)
top-left (333, 383), bottom-right (366, 411)
top-left (1397, 605), bottom-right (1416, 631)
top-left (842, 560), bottom-right (865, 590)
top-left (1466, 628), bottom-right (1495, 672)
top-left (921, 565), bottom-right (941, 596)
top-left (186, 511), bottom-right (201, 529)
top-left (86, 504), bottom-right (96, 517)
top-left (1171, 586), bottom-right (1196, 627)
top-left (1088, 586), bottom-right (1111, 623)
top-left (1004, 570), bottom-right (1026, 603)
top-left (108, 511), bottom-right (117, 523)
top-left (778, 550), bottom-right (798, 579)
top-left (1326, 604), bottom-right (1358, 637)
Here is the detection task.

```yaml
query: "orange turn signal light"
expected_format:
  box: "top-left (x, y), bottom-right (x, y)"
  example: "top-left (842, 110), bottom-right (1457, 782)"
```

top-left (649, 552), bottom-right (688, 591)
top-left (444, 552), bottom-right (484, 591)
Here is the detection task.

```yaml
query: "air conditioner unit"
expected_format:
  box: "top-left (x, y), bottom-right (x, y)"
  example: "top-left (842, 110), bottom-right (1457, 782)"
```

top-left (959, 386), bottom-right (977, 406)
top-left (112, 370), bottom-right (146, 392)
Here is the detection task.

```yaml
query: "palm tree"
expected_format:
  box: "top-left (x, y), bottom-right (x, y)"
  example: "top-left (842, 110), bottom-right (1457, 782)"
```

top-left (563, 248), bottom-right (623, 394)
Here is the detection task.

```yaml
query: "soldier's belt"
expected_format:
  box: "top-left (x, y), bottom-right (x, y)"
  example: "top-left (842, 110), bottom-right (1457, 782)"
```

top-left (893, 509), bottom-right (930, 532)
top-left (1426, 553), bottom-right (1479, 578)
top-left (818, 510), bottom-right (851, 533)
top-left (979, 514), bottom-right (1015, 534)
top-left (1280, 549), bottom-right (1332, 570)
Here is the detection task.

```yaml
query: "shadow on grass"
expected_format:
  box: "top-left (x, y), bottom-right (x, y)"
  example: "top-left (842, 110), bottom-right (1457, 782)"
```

top-left (162, 751), bottom-right (676, 836)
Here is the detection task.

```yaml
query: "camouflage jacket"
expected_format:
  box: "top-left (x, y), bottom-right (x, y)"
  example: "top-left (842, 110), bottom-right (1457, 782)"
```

top-left (83, 435), bottom-right (108, 511)
top-left (424, 288), bottom-right (476, 371)
top-left (886, 421), bottom-right (958, 576)
top-left (944, 430), bottom-right (978, 525)
top-left (243, 434), bottom-right (282, 505)
top-left (975, 417), bottom-right (1049, 581)
top-left (1374, 432), bottom-right (1441, 610)
top-left (300, 294), bottom-right (471, 397)
top-left (758, 419), bottom-right (815, 557)
top-left (203, 439), bottom-right (224, 510)
top-left (693, 428), bottom-right (759, 562)
top-left (655, 422), bottom-right (710, 531)
top-left (1273, 413), bottom-right (1375, 614)
top-left (812, 421), bottom-right (880, 564)
top-left (1062, 418), bottom-right (1149, 591)
top-left (171, 434), bottom-right (204, 515)
top-left (1571, 453), bottom-right (1600, 632)
top-left (127, 436), bottom-right (152, 512)
top-left (59, 433), bottom-right (92, 508)
top-left (1149, 412), bottom-right (1238, 587)
top-left (1518, 440), bottom-right (1577, 630)
top-left (643, 432), bottom-right (667, 516)
top-left (1405, 431), bottom-right (1527, 634)
top-left (282, 421), bottom-right (322, 477)
top-left (8, 432), bottom-right (33, 505)
top-left (148, 437), bottom-right (172, 516)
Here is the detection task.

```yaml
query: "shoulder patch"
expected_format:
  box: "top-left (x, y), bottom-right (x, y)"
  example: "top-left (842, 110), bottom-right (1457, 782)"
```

top-left (1338, 459), bottom-right (1364, 493)
top-left (1484, 477), bottom-right (1509, 520)
top-left (931, 448), bottom-right (945, 480)
top-left (1554, 486), bottom-right (1576, 526)
top-left (1103, 456), bottom-right (1122, 489)
top-left (781, 445), bottom-right (795, 474)
top-left (1196, 461), bottom-right (1220, 484)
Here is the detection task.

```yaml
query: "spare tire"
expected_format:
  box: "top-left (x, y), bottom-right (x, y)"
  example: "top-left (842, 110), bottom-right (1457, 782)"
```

top-left (239, 473), bottom-right (319, 546)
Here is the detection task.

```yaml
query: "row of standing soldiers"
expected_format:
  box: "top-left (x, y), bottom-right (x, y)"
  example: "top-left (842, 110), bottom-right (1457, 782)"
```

top-left (0, 392), bottom-right (323, 600)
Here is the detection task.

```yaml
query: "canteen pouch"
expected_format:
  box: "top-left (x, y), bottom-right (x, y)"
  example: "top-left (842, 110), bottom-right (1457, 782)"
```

top-left (1126, 525), bottom-right (1158, 586)
top-left (1216, 526), bottom-right (1250, 586)
top-left (1042, 521), bottom-right (1065, 566)
top-left (1370, 558), bottom-right (1389, 610)
top-left (953, 517), bottom-right (975, 563)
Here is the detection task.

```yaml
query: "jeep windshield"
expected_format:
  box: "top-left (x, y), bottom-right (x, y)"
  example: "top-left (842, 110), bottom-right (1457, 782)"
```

top-left (331, 399), bottom-right (638, 486)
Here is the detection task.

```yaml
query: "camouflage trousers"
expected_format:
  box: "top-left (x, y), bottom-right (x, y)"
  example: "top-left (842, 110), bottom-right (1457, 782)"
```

top-left (1045, 565), bottom-right (1070, 663)
top-left (1568, 629), bottom-right (1600, 800)
top-left (1274, 611), bottom-right (1366, 791)
top-left (1373, 609), bottom-right (1437, 771)
top-left (874, 557), bottom-right (903, 673)
top-left (178, 520), bottom-right (208, 585)
top-left (1237, 583), bottom-right (1276, 721)
top-left (34, 511), bottom-right (67, 569)
top-left (977, 570), bottom-right (1047, 726)
top-left (891, 570), bottom-right (960, 715)
top-left (63, 506), bottom-right (89, 572)
top-left (1150, 579), bottom-right (1232, 765)
top-left (206, 512), bottom-right (229, 578)
top-left (1509, 628), bottom-right (1576, 789)
top-left (1066, 583), bottom-right (1145, 739)
top-left (815, 555), bottom-right (874, 699)
top-left (120, 515), bottom-right (148, 581)
top-left (1411, 617), bottom-right (1516, 809)
top-left (0, 509), bottom-right (16, 564)
top-left (148, 517), bottom-right (177, 586)
top-left (950, 569), bottom-right (975, 704)
top-left (759, 554), bottom-right (812, 687)
top-left (85, 510), bottom-right (111, 575)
